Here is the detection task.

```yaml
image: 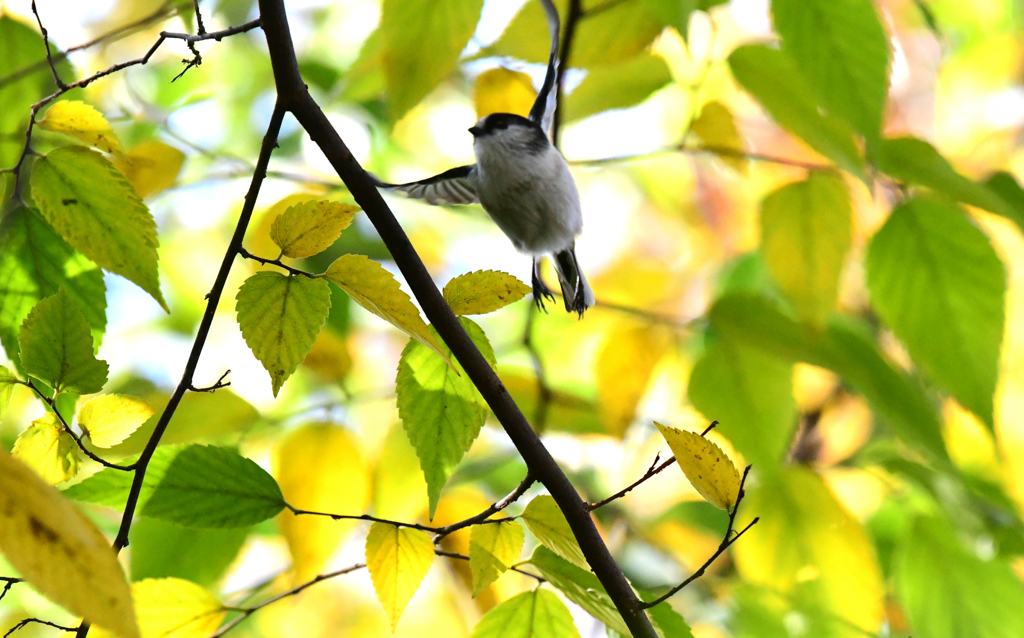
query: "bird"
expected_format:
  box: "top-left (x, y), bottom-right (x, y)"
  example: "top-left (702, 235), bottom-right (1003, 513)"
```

top-left (372, 0), bottom-right (595, 317)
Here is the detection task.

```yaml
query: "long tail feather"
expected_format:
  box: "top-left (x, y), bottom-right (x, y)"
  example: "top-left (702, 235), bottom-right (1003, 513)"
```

top-left (553, 247), bottom-right (595, 317)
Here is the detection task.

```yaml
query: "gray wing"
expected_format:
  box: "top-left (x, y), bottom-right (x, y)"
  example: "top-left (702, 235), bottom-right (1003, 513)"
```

top-left (528, 0), bottom-right (561, 139)
top-left (373, 164), bottom-right (479, 206)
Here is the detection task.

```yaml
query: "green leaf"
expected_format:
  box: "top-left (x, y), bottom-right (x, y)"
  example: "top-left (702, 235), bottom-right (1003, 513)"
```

top-left (688, 336), bottom-right (796, 469)
top-left (871, 137), bottom-right (1018, 219)
top-left (691, 101), bottom-right (747, 173)
top-left (727, 45), bottom-right (864, 179)
top-left (0, 206), bottom-right (106, 369)
top-left (469, 519), bottom-right (526, 596)
top-left (395, 316), bottom-right (495, 518)
top-left (236, 271), bottom-right (332, 396)
top-left (380, 0), bottom-right (484, 121)
top-left (30, 146), bottom-right (166, 310)
top-left (647, 600), bottom-right (695, 638)
top-left (772, 0), bottom-right (889, 137)
top-left (760, 173), bottom-right (852, 325)
top-left (470, 589), bottom-right (580, 638)
top-left (898, 515), bottom-right (1024, 638)
top-left (62, 446), bottom-right (178, 509)
top-left (866, 197), bottom-right (1004, 429)
top-left (128, 518), bottom-right (249, 586)
top-left (563, 53), bottom-right (672, 123)
top-left (982, 171), bottom-right (1024, 234)
top-left (0, 365), bottom-right (16, 422)
top-left (142, 445), bottom-right (286, 528)
top-left (707, 294), bottom-right (947, 460)
top-left (18, 287), bottom-right (108, 395)
top-left (734, 468), bottom-right (884, 637)
top-left (529, 546), bottom-right (631, 635)
top-left (521, 495), bottom-right (589, 570)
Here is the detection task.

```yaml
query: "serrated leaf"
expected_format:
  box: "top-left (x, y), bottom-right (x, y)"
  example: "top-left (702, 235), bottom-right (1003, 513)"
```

top-left (125, 578), bottom-right (225, 638)
top-left (322, 254), bottom-right (451, 366)
top-left (270, 200), bottom-right (359, 259)
top-left (596, 324), bottom-right (670, 438)
top-left (12, 413), bottom-right (80, 484)
top-left (469, 519), bottom-right (526, 596)
top-left (521, 495), bottom-right (588, 570)
top-left (473, 67), bottom-right (537, 119)
top-left (772, 0), bottom-right (890, 137)
top-left (866, 197), bottom-right (1005, 429)
top-left (0, 365), bottom-right (15, 421)
top-left (563, 53), bottom-right (672, 123)
top-left (380, 0), bottom-right (484, 121)
top-left (37, 100), bottom-right (123, 155)
top-left (236, 271), bottom-right (331, 396)
top-left (141, 445), bottom-right (286, 528)
top-left (62, 446), bottom-right (180, 509)
top-left (0, 206), bottom-right (106, 369)
top-left (396, 316), bottom-right (495, 518)
top-left (728, 45), bottom-right (864, 179)
top-left (365, 522), bottom-right (435, 632)
top-left (0, 446), bottom-right (139, 638)
top-left (443, 270), bottom-right (531, 315)
top-left (110, 140), bottom-right (186, 199)
top-left (471, 589), bottom-right (580, 638)
top-left (78, 394), bottom-right (155, 448)
top-left (529, 546), bottom-right (630, 635)
top-left (691, 100), bottom-right (747, 173)
top-left (31, 146), bottom-right (166, 310)
top-left (734, 468), bottom-right (884, 636)
top-left (760, 173), bottom-right (852, 325)
top-left (275, 423), bottom-right (370, 582)
top-left (18, 287), bottom-right (108, 394)
top-left (655, 423), bottom-right (740, 510)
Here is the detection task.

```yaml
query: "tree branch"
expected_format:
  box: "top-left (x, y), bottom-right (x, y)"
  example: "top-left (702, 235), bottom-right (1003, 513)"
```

top-left (257, 1), bottom-right (657, 635)
top-left (551, 0), bottom-right (583, 146)
top-left (433, 473), bottom-right (535, 541)
top-left (4, 619), bottom-right (74, 638)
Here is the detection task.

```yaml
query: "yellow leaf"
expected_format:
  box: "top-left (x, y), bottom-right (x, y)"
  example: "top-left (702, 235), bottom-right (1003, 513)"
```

top-left (270, 200), bottom-right (360, 259)
top-left (442, 270), bottom-right (532, 315)
top-left (301, 328), bottom-right (352, 384)
top-left (520, 495), bottom-right (588, 571)
top-left (473, 67), bottom-right (537, 119)
top-left (321, 254), bottom-right (452, 368)
top-left (12, 413), bottom-right (80, 484)
top-left (275, 423), bottom-right (370, 583)
top-left (38, 100), bottom-right (123, 155)
top-left (596, 325), bottom-right (670, 437)
top-left (129, 578), bottom-right (224, 638)
top-left (656, 422), bottom-right (741, 510)
top-left (691, 101), bottom-right (747, 174)
top-left (469, 519), bottom-right (526, 596)
top-left (0, 447), bottom-right (139, 638)
top-left (78, 394), bottom-right (155, 448)
top-left (365, 522), bottom-right (435, 632)
top-left (111, 141), bottom-right (186, 199)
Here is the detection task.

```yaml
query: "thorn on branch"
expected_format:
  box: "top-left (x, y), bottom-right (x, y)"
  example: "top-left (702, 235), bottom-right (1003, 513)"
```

top-left (189, 369), bottom-right (231, 392)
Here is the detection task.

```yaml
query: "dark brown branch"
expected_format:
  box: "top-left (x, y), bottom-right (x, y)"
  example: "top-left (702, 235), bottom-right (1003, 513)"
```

top-left (433, 473), bottom-right (535, 541)
top-left (188, 369), bottom-right (231, 392)
top-left (433, 550), bottom-right (545, 582)
top-left (641, 464), bottom-right (758, 608)
top-left (4, 619), bottom-right (75, 638)
top-left (257, 1), bottom-right (656, 634)
top-left (551, 0), bottom-right (583, 146)
top-left (193, 0), bottom-right (207, 36)
top-left (30, 1), bottom-right (66, 89)
top-left (238, 248), bottom-right (317, 277)
top-left (0, 578), bottom-right (21, 603)
top-left (23, 380), bottom-right (134, 471)
top-left (284, 505), bottom-right (442, 534)
top-left (590, 454), bottom-right (675, 511)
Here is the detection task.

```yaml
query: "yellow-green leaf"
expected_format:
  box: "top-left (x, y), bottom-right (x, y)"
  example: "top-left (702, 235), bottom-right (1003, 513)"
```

top-left (270, 200), bottom-right (359, 259)
top-left (12, 413), bottom-right (80, 484)
top-left (275, 423), bottom-right (370, 583)
top-left (521, 495), bottom-right (588, 571)
top-left (110, 140), bottom-right (186, 199)
top-left (235, 272), bottom-right (332, 396)
top-left (0, 446), bottom-right (139, 638)
top-left (30, 146), bottom-right (167, 311)
top-left (473, 67), bottom-right (537, 119)
top-left (18, 287), bottom-right (108, 395)
top-left (469, 519), bottom-right (526, 596)
top-left (37, 100), bottom-right (122, 155)
top-left (655, 422), bottom-right (741, 510)
top-left (691, 101), bottom-right (747, 174)
top-left (0, 365), bottom-right (16, 422)
top-left (596, 325), bottom-right (670, 437)
top-left (443, 270), bottom-right (531, 315)
top-left (471, 589), bottom-right (581, 638)
top-left (78, 394), bottom-right (155, 448)
top-left (131, 578), bottom-right (225, 638)
top-left (322, 254), bottom-right (450, 366)
top-left (365, 522), bottom-right (435, 632)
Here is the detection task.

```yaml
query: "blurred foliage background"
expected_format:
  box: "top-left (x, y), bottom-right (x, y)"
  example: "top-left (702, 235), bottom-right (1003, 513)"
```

top-left (3, 0), bottom-right (1024, 636)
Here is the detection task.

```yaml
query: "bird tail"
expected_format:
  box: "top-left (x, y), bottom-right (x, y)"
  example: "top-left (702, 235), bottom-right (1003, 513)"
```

top-left (553, 246), bottom-right (595, 317)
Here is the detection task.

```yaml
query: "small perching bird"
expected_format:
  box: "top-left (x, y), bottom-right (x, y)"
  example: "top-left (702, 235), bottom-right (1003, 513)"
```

top-left (372, 0), bottom-right (595, 317)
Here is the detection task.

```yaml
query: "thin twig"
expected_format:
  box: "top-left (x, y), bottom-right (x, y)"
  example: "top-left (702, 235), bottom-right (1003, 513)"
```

top-left (193, 0), bottom-right (207, 36)
top-left (189, 369), bottom-right (231, 392)
top-left (551, 0), bottom-right (583, 146)
top-left (571, 143), bottom-right (833, 171)
top-left (4, 619), bottom-right (75, 638)
top-left (284, 504), bottom-right (442, 534)
top-left (22, 380), bottom-right (135, 471)
top-left (590, 454), bottom-right (676, 511)
top-left (641, 464), bottom-right (758, 608)
top-left (238, 248), bottom-right (317, 277)
top-left (30, 1), bottom-right (66, 89)
top-left (433, 473), bottom-right (535, 542)
top-left (434, 549), bottom-right (545, 582)
top-left (0, 578), bottom-right (21, 604)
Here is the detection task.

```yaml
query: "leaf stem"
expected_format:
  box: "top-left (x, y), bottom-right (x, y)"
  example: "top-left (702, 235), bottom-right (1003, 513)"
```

top-left (237, 248), bottom-right (317, 277)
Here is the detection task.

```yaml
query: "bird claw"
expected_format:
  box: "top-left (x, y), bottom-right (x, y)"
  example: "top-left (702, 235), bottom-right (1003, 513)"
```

top-left (532, 269), bottom-right (556, 314)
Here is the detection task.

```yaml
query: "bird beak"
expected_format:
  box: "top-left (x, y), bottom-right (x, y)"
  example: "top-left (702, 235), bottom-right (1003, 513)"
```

top-left (468, 126), bottom-right (483, 137)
